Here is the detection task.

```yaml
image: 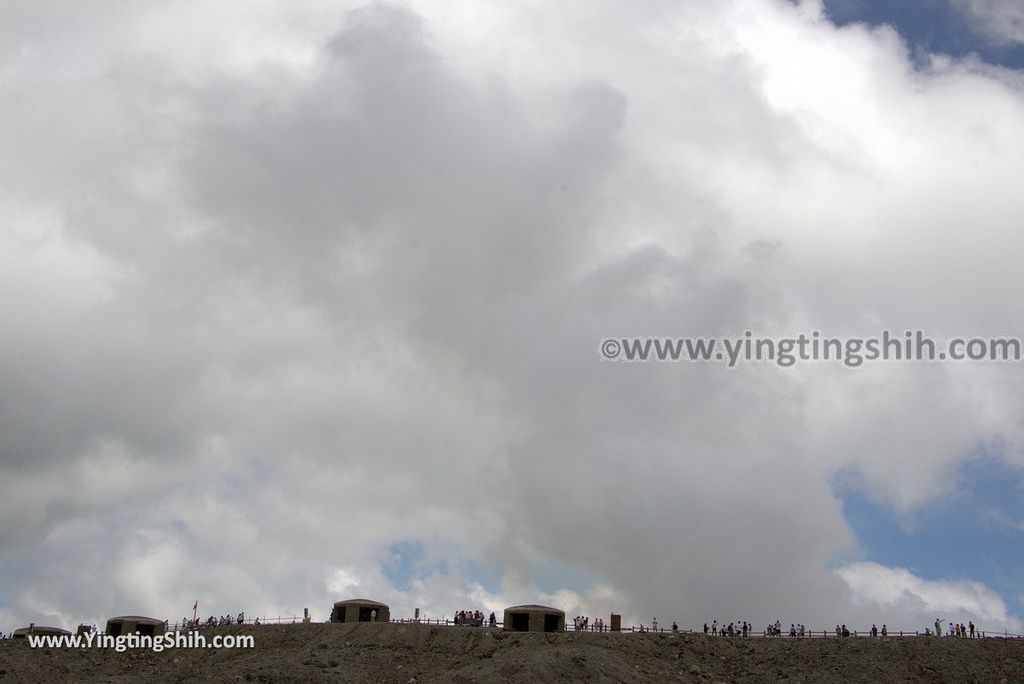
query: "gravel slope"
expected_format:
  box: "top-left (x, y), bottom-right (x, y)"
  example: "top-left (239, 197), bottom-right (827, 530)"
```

top-left (2, 622), bottom-right (1022, 683)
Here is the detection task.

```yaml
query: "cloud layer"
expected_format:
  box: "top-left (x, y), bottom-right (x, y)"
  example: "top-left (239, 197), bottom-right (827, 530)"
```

top-left (1, 0), bottom-right (1023, 633)
top-left (957, 0), bottom-right (1024, 46)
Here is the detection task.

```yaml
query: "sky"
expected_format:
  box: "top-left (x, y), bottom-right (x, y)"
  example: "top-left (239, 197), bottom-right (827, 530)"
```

top-left (826, 0), bottom-right (1024, 68)
top-left (1, 0), bottom-right (1023, 634)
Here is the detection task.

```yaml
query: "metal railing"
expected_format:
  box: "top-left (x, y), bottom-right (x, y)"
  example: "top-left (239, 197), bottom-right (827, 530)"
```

top-left (144, 616), bottom-right (1024, 640)
top-left (165, 616), bottom-right (308, 632)
top-left (571, 626), bottom-right (1024, 639)
top-left (391, 620), bottom-right (1023, 639)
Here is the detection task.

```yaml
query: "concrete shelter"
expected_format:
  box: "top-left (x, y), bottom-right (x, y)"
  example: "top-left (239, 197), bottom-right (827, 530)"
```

top-left (502, 604), bottom-right (565, 632)
top-left (330, 598), bottom-right (390, 623)
top-left (105, 615), bottom-right (166, 637)
top-left (12, 626), bottom-right (71, 639)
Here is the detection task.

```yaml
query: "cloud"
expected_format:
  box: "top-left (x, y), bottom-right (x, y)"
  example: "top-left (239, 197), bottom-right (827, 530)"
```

top-left (955, 0), bottom-right (1024, 46)
top-left (0, 0), bottom-right (1023, 634)
top-left (984, 508), bottom-right (1024, 534)
top-left (838, 561), bottom-right (1022, 631)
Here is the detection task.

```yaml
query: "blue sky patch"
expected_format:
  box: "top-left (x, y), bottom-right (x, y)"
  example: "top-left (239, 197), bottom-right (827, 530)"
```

top-left (835, 458), bottom-right (1024, 614)
top-left (824, 0), bottom-right (1024, 69)
top-left (381, 541), bottom-right (433, 592)
top-left (381, 541), bottom-right (501, 594)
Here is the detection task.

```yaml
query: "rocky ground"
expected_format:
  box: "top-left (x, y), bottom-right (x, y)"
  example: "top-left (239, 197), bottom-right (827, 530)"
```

top-left (1, 622), bottom-right (1022, 683)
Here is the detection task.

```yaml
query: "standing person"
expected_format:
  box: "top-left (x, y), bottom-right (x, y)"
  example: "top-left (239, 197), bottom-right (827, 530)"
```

top-left (935, 618), bottom-right (943, 637)
top-left (712, 620), bottom-right (718, 636)
top-left (881, 624), bottom-right (887, 637)
top-left (969, 621), bottom-right (975, 638)
top-left (703, 622), bottom-right (708, 635)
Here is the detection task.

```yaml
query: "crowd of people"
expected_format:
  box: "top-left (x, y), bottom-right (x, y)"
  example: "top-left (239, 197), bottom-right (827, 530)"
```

top-left (704, 620), bottom-right (756, 636)
top-left (453, 610), bottom-right (496, 627)
top-left (572, 616), bottom-right (609, 632)
top-left (180, 612), bottom-right (249, 630)
top-left (0, 613), bottom-right (279, 640)
top-left (0, 611), bottom-right (1002, 640)
top-left (931, 618), bottom-right (979, 638)
top-left (692, 618), bottom-right (984, 638)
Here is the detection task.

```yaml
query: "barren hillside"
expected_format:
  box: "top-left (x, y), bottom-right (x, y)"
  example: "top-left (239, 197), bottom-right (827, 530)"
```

top-left (2, 622), bottom-right (1022, 683)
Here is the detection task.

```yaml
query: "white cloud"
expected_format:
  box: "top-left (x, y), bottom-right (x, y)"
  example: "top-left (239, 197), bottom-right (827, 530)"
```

top-left (0, 0), bottom-right (1022, 634)
top-left (838, 562), bottom-right (1022, 632)
top-left (956, 0), bottom-right (1024, 46)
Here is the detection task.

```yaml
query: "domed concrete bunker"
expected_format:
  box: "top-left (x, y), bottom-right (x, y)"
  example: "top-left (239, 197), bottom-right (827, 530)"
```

top-left (502, 604), bottom-right (565, 632)
top-left (12, 625), bottom-right (71, 639)
top-left (105, 616), bottom-right (166, 637)
top-left (330, 598), bottom-right (390, 623)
